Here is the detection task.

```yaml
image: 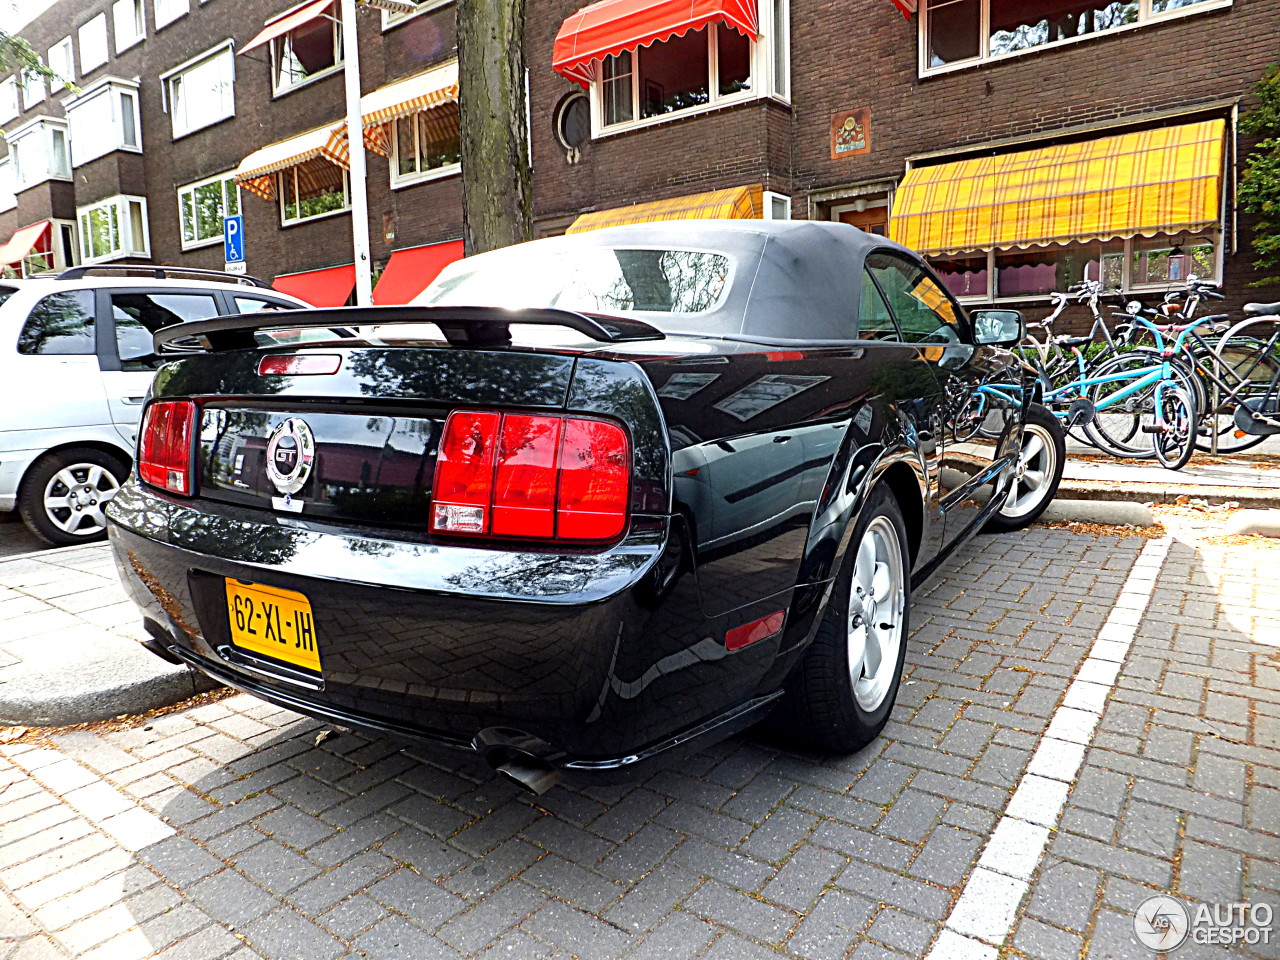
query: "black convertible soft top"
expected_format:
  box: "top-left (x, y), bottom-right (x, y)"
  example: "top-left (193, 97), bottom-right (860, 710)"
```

top-left (420, 220), bottom-right (924, 345)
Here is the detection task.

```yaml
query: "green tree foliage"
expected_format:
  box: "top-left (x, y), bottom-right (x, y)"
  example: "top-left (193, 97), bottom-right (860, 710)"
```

top-left (0, 31), bottom-right (63, 86)
top-left (1239, 64), bottom-right (1280, 286)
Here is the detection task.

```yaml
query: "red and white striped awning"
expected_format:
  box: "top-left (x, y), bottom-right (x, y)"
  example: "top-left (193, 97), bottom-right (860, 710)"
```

top-left (892, 0), bottom-right (916, 16)
top-left (234, 124), bottom-right (347, 201)
top-left (240, 0), bottom-right (333, 55)
top-left (322, 60), bottom-right (459, 163)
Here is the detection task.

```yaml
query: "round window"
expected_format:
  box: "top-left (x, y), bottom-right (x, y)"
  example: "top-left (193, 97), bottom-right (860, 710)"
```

top-left (555, 94), bottom-right (591, 150)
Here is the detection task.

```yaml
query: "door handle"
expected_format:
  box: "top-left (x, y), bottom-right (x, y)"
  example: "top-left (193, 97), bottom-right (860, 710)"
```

top-left (121, 396), bottom-right (145, 405)
top-left (773, 435), bottom-right (792, 443)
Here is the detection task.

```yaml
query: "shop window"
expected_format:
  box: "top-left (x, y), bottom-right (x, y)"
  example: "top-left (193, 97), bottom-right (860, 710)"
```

top-left (113, 0), bottom-right (146, 53)
top-left (920, 0), bottom-right (1227, 74)
top-left (927, 233), bottom-right (1215, 302)
top-left (392, 105), bottom-right (461, 187)
top-left (592, 0), bottom-right (787, 135)
top-left (178, 172), bottom-right (240, 249)
top-left (78, 195), bottom-right (150, 263)
top-left (163, 43), bottom-right (235, 138)
top-left (78, 14), bottom-right (109, 74)
top-left (66, 80), bottom-right (142, 167)
top-left (48, 38), bottom-right (74, 92)
top-left (272, 5), bottom-right (342, 94)
top-left (278, 162), bottom-right (349, 225)
top-left (155, 0), bottom-right (190, 29)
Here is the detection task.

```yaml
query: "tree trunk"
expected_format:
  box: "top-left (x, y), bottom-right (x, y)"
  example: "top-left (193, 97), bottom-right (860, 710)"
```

top-left (457, 0), bottom-right (532, 256)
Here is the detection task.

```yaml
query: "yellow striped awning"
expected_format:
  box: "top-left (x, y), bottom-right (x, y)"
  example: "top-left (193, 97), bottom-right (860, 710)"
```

top-left (235, 124), bottom-right (347, 201)
top-left (566, 184), bottom-right (764, 234)
top-left (889, 119), bottom-right (1226, 255)
top-left (323, 60), bottom-right (459, 165)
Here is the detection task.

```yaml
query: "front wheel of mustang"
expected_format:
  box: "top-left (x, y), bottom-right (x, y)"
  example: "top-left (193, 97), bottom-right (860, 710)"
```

top-left (781, 485), bottom-right (910, 754)
top-left (984, 403), bottom-right (1066, 533)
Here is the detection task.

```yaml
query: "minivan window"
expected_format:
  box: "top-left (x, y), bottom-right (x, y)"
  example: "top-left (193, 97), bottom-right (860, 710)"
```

top-left (233, 297), bottom-right (296, 314)
top-left (111, 291), bottom-right (220, 369)
top-left (17, 290), bottom-right (96, 355)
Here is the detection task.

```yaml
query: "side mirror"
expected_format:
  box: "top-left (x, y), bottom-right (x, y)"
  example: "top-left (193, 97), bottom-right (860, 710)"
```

top-left (972, 309), bottom-right (1025, 347)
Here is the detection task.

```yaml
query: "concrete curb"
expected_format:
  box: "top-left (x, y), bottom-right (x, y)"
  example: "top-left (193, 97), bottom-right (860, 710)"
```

top-left (1224, 509), bottom-right (1280, 538)
top-left (1041, 499), bottom-right (1155, 527)
top-left (1058, 480), bottom-right (1280, 508)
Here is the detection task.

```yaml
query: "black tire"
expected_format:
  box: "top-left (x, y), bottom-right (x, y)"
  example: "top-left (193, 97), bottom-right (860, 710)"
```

top-left (780, 485), bottom-right (910, 754)
top-left (1152, 384), bottom-right (1197, 471)
top-left (18, 448), bottom-right (129, 547)
top-left (984, 403), bottom-right (1066, 533)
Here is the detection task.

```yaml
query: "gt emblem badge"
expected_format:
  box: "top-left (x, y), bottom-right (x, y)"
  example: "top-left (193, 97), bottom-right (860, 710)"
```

top-left (265, 417), bottom-right (315, 497)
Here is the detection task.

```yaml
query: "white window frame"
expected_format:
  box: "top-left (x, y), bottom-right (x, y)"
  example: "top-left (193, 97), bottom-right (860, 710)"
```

top-left (155, 0), bottom-right (191, 30)
top-left (918, 0), bottom-right (1233, 78)
top-left (270, 5), bottom-right (343, 96)
top-left (76, 194), bottom-right (150, 263)
top-left (66, 78), bottom-right (143, 167)
top-left (589, 0), bottom-right (789, 139)
top-left (0, 159), bottom-right (15, 213)
top-left (79, 14), bottom-right (110, 74)
top-left (389, 111), bottom-right (461, 189)
top-left (7, 117), bottom-right (72, 191)
top-left (0, 77), bottom-right (18, 124)
top-left (20, 69), bottom-right (46, 110)
top-left (762, 191), bottom-right (791, 220)
top-left (48, 38), bottom-right (75, 93)
top-left (161, 41), bottom-right (236, 139)
top-left (113, 0), bottom-right (146, 53)
top-left (278, 166), bottom-right (350, 226)
top-left (381, 0), bottom-right (453, 31)
top-left (930, 233), bottom-right (1223, 305)
top-left (177, 171), bottom-right (241, 250)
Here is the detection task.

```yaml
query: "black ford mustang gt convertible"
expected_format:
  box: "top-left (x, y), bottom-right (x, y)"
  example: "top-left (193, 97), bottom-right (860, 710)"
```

top-left (106, 221), bottom-right (1064, 793)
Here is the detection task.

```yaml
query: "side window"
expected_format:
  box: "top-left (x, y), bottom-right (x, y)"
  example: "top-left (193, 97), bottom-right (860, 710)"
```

top-left (866, 253), bottom-right (962, 345)
top-left (233, 296), bottom-right (298, 314)
top-left (18, 291), bottom-right (96, 355)
top-left (858, 270), bottom-right (899, 341)
top-left (110, 291), bottom-right (220, 370)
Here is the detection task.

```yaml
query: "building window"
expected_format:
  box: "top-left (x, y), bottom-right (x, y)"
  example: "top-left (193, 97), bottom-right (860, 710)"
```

top-left (0, 159), bottom-right (15, 213)
top-left (79, 14), bottom-right (109, 74)
top-left (921, 0), bottom-right (1228, 74)
top-left (48, 38), bottom-right (75, 92)
top-left (163, 44), bottom-right (235, 138)
top-left (382, 0), bottom-right (451, 30)
top-left (21, 69), bottom-right (45, 110)
top-left (929, 232), bottom-right (1219, 302)
top-left (155, 0), bottom-right (190, 29)
top-left (66, 80), bottom-right (142, 167)
top-left (178, 172), bottom-right (239, 249)
top-left (763, 191), bottom-right (791, 220)
top-left (0, 77), bottom-right (17, 124)
top-left (113, 0), bottom-right (146, 52)
top-left (272, 5), bottom-right (342, 94)
top-left (391, 106), bottom-right (461, 187)
top-left (278, 164), bottom-right (349, 225)
top-left (591, 0), bottom-right (788, 136)
top-left (7, 119), bottom-right (71, 191)
top-left (78, 195), bottom-right (150, 263)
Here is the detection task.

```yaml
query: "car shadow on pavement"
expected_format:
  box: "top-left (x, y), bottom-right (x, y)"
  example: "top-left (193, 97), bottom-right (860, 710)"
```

top-left (107, 523), bottom-right (1277, 960)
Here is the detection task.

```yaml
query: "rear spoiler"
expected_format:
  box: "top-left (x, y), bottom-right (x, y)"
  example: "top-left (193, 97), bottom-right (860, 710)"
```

top-left (153, 305), bottom-right (667, 353)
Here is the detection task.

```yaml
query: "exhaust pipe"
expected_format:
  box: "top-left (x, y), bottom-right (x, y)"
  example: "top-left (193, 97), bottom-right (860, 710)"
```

top-left (494, 756), bottom-right (562, 795)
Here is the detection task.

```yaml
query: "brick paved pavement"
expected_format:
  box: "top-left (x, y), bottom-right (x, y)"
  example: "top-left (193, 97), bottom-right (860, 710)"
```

top-left (0, 514), bottom-right (1276, 960)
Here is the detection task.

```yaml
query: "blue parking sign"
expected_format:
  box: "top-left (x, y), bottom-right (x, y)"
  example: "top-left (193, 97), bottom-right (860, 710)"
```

top-left (223, 215), bottom-right (245, 264)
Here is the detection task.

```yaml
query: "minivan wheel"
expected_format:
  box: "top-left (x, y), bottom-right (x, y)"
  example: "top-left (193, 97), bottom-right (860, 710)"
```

top-left (781, 485), bottom-right (910, 754)
top-left (18, 449), bottom-right (128, 546)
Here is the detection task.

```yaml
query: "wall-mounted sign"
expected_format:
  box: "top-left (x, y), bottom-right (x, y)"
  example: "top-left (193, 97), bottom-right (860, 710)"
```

top-left (830, 108), bottom-right (871, 159)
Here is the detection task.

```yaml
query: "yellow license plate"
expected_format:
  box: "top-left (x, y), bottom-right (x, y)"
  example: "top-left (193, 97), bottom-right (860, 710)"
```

top-left (224, 579), bottom-right (321, 672)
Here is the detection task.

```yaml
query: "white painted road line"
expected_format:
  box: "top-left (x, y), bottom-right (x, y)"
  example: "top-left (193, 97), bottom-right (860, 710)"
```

top-left (925, 536), bottom-right (1173, 960)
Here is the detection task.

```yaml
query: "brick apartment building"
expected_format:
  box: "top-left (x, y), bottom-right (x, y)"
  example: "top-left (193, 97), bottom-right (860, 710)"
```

top-left (0, 0), bottom-right (1275, 316)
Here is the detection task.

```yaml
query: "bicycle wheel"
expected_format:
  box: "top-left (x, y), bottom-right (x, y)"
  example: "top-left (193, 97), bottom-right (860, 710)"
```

top-left (1192, 336), bottom-right (1280, 453)
top-left (1083, 352), bottom-right (1197, 459)
top-left (1152, 382), bottom-right (1197, 471)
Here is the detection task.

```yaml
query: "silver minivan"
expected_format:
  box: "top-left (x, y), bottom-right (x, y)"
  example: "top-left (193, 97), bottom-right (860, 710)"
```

top-left (0, 267), bottom-right (306, 545)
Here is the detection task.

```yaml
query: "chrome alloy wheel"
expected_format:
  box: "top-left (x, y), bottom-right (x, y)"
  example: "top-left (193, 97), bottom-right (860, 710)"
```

top-left (848, 516), bottom-right (906, 713)
top-left (43, 462), bottom-right (121, 538)
top-left (1002, 423), bottom-right (1057, 520)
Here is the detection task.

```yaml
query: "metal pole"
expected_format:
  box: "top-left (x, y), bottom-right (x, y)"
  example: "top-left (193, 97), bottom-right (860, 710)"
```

top-left (341, 0), bottom-right (373, 307)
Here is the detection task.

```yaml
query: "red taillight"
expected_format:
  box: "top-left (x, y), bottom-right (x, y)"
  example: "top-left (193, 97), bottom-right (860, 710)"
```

top-left (431, 410), bottom-right (630, 542)
top-left (258, 354), bottom-right (342, 376)
top-left (139, 400), bottom-right (197, 495)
